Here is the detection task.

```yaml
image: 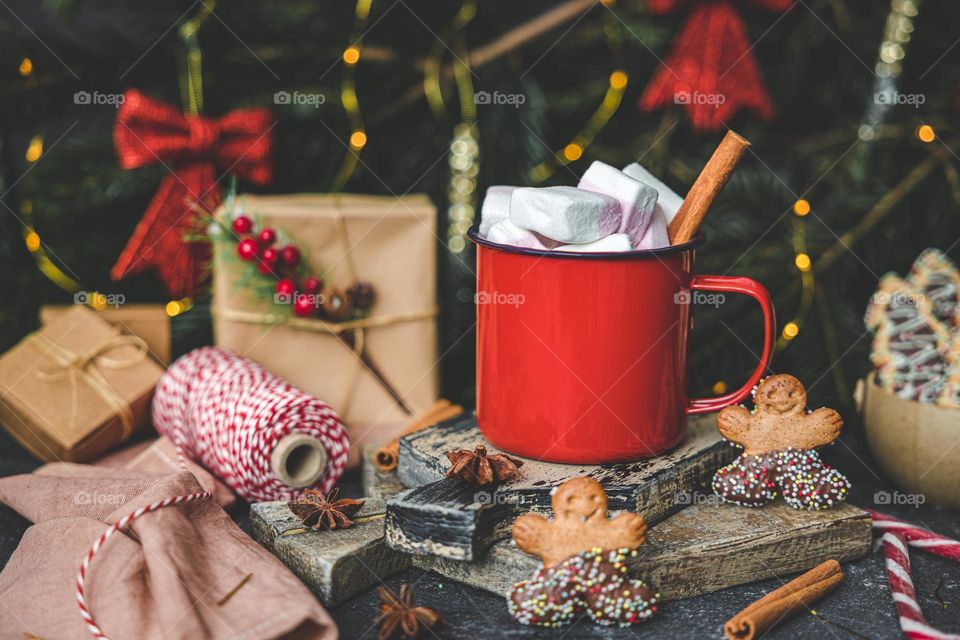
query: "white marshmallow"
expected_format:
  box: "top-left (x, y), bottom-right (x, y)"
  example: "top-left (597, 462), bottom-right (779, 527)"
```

top-left (634, 207), bottom-right (669, 250)
top-left (557, 233), bottom-right (633, 253)
top-left (579, 161), bottom-right (658, 246)
top-left (486, 219), bottom-right (549, 250)
top-left (478, 185), bottom-right (515, 237)
top-left (622, 162), bottom-right (683, 224)
top-left (509, 186), bottom-right (620, 244)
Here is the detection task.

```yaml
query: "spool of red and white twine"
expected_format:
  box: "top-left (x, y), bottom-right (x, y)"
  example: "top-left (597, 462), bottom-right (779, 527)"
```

top-left (152, 346), bottom-right (350, 502)
top-left (77, 346), bottom-right (350, 638)
top-left (869, 510), bottom-right (960, 640)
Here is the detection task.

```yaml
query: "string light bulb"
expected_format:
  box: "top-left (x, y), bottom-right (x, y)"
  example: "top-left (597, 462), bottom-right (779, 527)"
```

top-left (609, 70), bottom-right (628, 90)
top-left (25, 135), bottom-right (43, 162)
top-left (90, 292), bottom-right (108, 311)
top-left (795, 253), bottom-right (812, 272)
top-left (782, 322), bottom-right (799, 340)
top-left (563, 143), bottom-right (583, 161)
top-left (19, 58), bottom-right (33, 77)
top-left (349, 130), bottom-right (367, 149)
top-left (793, 199), bottom-right (811, 217)
top-left (165, 297), bottom-right (193, 317)
top-left (24, 230), bottom-right (41, 252)
top-left (917, 124), bottom-right (935, 143)
top-left (712, 380), bottom-right (728, 395)
top-left (342, 47), bottom-right (360, 66)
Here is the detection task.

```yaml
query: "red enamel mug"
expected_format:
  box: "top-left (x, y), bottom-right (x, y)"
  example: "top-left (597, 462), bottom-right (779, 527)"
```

top-left (469, 227), bottom-right (776, 463)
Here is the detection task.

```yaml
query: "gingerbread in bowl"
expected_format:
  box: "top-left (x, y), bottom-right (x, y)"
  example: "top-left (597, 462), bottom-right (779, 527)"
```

top-left (507, 477), bottom-right (658, 628)
top-left (711, 374), bottom-right (851, 510)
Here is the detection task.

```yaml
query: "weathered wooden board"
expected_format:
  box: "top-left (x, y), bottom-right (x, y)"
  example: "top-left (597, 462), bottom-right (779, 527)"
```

top-left (417, 502), bottom-right (872, 602)
top-left (250, 498), bottom-right (411, 606)
top-left (386, 413), bottom-right (735, 561)
top-left (252, 498), bottom-right (872, 605)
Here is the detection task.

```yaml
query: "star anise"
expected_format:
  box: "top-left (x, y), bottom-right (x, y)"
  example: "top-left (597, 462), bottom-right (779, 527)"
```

top-left (376, 583), bottom-right (444, 640)
top-left (445, 444), bottom-right (523, 485)
top-left (288, 488), bottom-right (364, 530)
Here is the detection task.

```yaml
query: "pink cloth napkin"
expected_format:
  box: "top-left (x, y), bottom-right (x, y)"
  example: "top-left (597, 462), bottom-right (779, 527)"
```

top-left (94, 436), bottom-right (236, 508)
top-left (0, 466), bottom-right (337, 640)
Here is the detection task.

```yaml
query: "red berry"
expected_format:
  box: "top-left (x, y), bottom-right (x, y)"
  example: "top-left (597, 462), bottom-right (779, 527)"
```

top-left (237, 238), bottom-right (259, 260)
top-left (259, 228), bottom-right (277, 246)
top-left (280, 245), bottom-right (300, 267)
top-left (276, 278), bottom-right (295, 296)
top-left (293, 293), bottom-right (316, 317)
top-left (305, 276), bottom-right (322, 294)
top-left (261, 247), bottom-right (279, 264)
top-left (232, 215), bottom-right (253, 235)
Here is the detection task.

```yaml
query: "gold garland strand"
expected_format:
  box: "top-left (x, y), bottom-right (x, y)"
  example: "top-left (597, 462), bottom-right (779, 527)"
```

top-left (422, 1), bottom-right (480, 254)
top-left (777, 0), bottom-right (920, 347)
top-left (529, 10), bottom-right (627, 183)
top-left (177, 0), bottom-right (216, 117)
top-left (166, 1), bottom-right (216, 316)
top-left (331, 0), bottom-right (373, 192)
top-left (16, 52), bottom-right (80, 293)
top-left (777, 200), bottom-right (814, 350)
top-left (423, 1), bottom-right (477, 119)
top-left (14, 4), bottom-right (214, 310)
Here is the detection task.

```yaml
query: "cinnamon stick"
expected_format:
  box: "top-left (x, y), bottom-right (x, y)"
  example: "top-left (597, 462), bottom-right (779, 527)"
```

top-left (667, 130), bottom-right (750, 244)
top-left (373, 400), bottom-right (464, 471)
top-left (723, 559), bottom-right (843, 640)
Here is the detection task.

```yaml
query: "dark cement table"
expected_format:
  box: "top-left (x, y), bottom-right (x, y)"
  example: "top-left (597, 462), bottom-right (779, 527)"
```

top-left (0, 428), bottom-right (957, 638)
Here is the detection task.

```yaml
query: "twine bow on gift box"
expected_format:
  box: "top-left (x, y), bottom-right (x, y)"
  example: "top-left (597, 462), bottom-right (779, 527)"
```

top-left (112, 89), bottom-right (275, 297)
top-left (214, 306), bottom-right (438, 417)
top-left (27, 333), bottom-right (149, 439)
top-left (214, 197), bottom-right (438, 419)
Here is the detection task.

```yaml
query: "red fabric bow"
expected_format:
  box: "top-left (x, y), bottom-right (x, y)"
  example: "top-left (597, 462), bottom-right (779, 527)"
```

top-left (639, 0), bottom-right (793, 131)
top-left (112, 89), bottom-right (275, 296)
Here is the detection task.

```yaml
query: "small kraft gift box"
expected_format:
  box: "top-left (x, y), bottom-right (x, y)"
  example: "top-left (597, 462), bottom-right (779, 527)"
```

top-left (40, 303), bottom-right (171, 365)
top-left (212, 193), bottom-right (440, 467)
top-left (0, 305), bottom-right (164, 462)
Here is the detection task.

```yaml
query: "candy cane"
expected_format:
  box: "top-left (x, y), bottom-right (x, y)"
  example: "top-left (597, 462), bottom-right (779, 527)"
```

top-left (77, 491), bottom-right (213, 639)
top-left (869, 510), bottom-right (960, 640)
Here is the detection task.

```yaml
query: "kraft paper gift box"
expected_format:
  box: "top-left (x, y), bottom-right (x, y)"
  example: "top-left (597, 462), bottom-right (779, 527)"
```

top-left (40, 303), bottom-right (171, 365)
top-left (212, 194), bottom-right (439, 467)
top-left (0, 305), bottom-right (164, 462)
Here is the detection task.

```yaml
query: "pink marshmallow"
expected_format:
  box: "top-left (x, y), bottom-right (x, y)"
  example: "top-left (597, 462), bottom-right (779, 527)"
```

top-left (486, 219), bottom-right (550, 250)
top-left (634, 207), bottom-right (669, 250)
top-left (579, 161), bottom-right (658, 247)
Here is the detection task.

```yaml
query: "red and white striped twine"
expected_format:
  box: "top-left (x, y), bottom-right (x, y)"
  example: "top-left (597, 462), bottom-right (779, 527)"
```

top-left (869, 510), bottom-right (960, 640)
top-left (77, 347), bottom-right (350, 637)
top-left (77, 491), bottom-right (213, 639)
top-left (151, 346), bottom-right (350, 502)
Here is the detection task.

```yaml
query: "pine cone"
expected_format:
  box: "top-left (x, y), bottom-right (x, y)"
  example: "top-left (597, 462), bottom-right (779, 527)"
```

top-left (347, 281), bottom-right (375, 314)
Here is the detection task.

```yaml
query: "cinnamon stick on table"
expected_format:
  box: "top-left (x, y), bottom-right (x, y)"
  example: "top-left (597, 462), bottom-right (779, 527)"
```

top-left (374, 400), bottom-right (464, 471)
top-left (723, 559), bottom-right (844, 640)
top-left (667, 130), bottom-right (750, 244)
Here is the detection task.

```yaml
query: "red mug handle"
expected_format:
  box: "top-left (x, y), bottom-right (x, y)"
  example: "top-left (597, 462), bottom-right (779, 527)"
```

top-left (686, 275), bottom-right (776, 415)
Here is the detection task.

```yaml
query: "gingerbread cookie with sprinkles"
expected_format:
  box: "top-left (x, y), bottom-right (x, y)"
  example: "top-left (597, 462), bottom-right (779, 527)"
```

top-left (711, 374), bottom-right (851, 510)
top-left (507, 477), bottom-right (658, 629)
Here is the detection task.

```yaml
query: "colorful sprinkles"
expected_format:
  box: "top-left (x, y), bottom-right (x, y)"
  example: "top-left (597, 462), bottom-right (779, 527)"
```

top-left (712, 448), bottom-right (850, 510)
top-left (507, 547), bottom-right (658, 628)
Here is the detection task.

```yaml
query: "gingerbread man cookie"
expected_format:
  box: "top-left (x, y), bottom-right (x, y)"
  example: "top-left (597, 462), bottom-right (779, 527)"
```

top-left (506, 477), bottom-right (658, 628)
top-left (711, 374), bottom-right (851, 510)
